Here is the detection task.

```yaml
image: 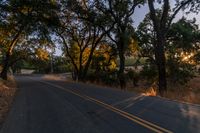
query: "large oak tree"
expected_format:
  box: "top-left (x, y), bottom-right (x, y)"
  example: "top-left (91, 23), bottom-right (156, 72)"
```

top-left (147, 0), bottom-right (200, 94)
top-left (0, 0), bottom-right (59, 80)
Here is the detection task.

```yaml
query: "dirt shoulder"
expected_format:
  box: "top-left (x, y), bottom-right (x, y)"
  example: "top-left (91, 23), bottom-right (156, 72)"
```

top-left (42, 73), bottom-right (200, 105)
top-left (0, 76), bottom-right (17, 127)
top-left (163, 76), bottom-right (200, 104)
top-left (125, 76), bottom-right (200, 105)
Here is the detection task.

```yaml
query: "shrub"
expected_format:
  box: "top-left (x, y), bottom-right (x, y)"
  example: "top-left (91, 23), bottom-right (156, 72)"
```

top-left (127, 70), bottom-right (139, 86)
top-left (140, 65), bottom-right (158, 83)
top-left (54, 64), bottom-right (72, 73)
top-left (99, 71), bottom-right (118, 86)
top-left (167, 58), bottom-right (195, 85)
top-left (85, 70), bottom-right (97, 82)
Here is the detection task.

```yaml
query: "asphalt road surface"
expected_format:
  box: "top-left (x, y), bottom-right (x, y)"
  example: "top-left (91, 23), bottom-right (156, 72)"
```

top-left (1, 75), bottom-right (200, 133)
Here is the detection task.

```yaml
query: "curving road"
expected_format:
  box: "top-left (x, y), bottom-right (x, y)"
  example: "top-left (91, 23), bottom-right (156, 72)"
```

top-left (1, 75), bottom-right (200, 133)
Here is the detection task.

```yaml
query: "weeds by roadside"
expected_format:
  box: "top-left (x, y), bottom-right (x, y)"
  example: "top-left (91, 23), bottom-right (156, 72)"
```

top-left (0, 75), bottom-right (17, 125)
top-left (42, 73), bottom-right (200, 105)
top-left (128, 77), bottom-right (200, 104)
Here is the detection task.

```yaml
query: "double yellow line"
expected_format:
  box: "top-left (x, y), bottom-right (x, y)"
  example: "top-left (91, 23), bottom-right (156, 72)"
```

top-left (39, 80), bottom-right (173, 133)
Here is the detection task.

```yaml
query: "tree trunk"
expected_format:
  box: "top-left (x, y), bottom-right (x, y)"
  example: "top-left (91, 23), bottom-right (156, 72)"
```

top-left (0, 28), bottom-right (22, 80)
top-left (0, 53), bottom-right (10, 80)
top-left (81, 47), bottom-right (96, 81)
top-left (72, 66), bottom-right (79, 82)
top-left (118, 49), bottom-right (126, 90)
top-left (155, 36), bottom-right (167, 95)
top-left (78, 51), bottom-right (83, 81)
top-left (119, 51), bottom-right (125, 74)
top-left (77, 71), bottom-right (83, 81)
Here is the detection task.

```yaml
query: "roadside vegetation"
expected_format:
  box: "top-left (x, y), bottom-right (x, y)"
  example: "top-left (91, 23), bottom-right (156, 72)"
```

top-left (0, 75), bottom-right (16, 125)
top-left (0, 0), bottom-right (200, 104)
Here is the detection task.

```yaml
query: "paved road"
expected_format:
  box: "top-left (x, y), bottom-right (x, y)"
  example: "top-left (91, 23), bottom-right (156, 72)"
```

top-left (1, 75), bottom-right (200, 133)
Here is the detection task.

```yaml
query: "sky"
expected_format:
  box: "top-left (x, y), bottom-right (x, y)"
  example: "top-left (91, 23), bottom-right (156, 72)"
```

top-left (133, 3), bottom-right (200, 27)
top-left (55, 2), bottom-right (200, 56)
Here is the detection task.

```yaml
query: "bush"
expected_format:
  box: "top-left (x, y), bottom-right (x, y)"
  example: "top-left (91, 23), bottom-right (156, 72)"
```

top-left (99, 71), bottom-right (118, 86)
top-left (172, 69), bottom-right (194, 84)
top-left (140, 65), bottom-right (158, 83)
top-left (127, 70), bottom-right (139, 86)
top-left (85, 71), bottom-right (97, 83)
top-left (54, 64), bottom-right (71, 73)
top-left (85, 70), bottom-right (118, 86)
top-left (167, 58), bottom-right (195, 85)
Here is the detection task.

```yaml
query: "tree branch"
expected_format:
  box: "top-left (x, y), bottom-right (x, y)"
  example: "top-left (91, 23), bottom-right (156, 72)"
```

top-left (160, 0), bottom-right (170, 31)
top-left (147, 0), bottom-right (160, 33)
top-left (167, 0), bottom-right (193, 29)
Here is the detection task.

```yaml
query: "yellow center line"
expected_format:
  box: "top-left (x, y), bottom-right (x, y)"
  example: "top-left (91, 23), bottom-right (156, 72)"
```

top-left (34, 79), bottom-right (173, 133)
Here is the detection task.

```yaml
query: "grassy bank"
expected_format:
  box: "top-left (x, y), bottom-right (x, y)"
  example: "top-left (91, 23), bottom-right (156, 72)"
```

top-left (126, 76), bottom-right (200, 104)
top-left (0, 76), bottom-right (17, 126)
top-left (42, 73), bottom-right (200, 105)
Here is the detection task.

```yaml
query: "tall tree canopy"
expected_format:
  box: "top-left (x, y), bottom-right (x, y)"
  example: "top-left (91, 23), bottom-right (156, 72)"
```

top-left (94, 0), bottom-right (144, 89)
top-left (147, 0), bottom-right (200, 94)
top-left (0, 0), bottom-right (59, 80)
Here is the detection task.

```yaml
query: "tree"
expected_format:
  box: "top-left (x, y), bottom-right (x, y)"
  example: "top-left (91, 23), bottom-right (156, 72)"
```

top-left (0, 0), bottom-right (59, 80)
top-left (95, 0), bottom-right (144, 89)
top-left (137, 13), bottom-right (155, 63)
top-left (147, 0), bottom-right (200, 95)
top-left (91, 44), bottom-right (117, 73)
top-left (3, 35), bottom-right (53, 74)
top-left (56, 0), bottom-right (114, 81)
top-left (166, 18), bottom-right (200, 84)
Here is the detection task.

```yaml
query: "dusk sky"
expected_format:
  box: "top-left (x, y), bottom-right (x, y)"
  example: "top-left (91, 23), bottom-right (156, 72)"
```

top-left (133, 3), bottom-right (200, 27)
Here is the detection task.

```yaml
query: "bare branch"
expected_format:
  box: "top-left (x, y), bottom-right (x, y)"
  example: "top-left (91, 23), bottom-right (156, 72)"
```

top-left (167, 0), bottom-right (193, 29)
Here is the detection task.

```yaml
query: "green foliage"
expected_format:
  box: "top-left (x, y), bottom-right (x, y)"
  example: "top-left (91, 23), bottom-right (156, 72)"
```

top-left (126, 70), bottom-right (139, 86)
top-left (137, 14), bottom-right (200, 86)
top-left (0, 0), bottom-right (60, 79)
top-left (85, 72), bottom-right (97, 83)
top-left (166, 18), bottom-right (200, 84)
top-left (167, 18), bottom-right (200, 51)
top-left (91, 44), bottom-right (117, 72)
top-left (117, 57), bottom-right (146, 66)
top-left (167, 57), bottom-right (195, 85)
top-left (53, 64), bottom-right (71, 73)
top-left (136, 13), bottom-right (154, 60)
top-left (0, 0), bottom-right (200, 90)
top-left (100, 71), bottom-right (118, 86)
top-left (140, 64), bottom-right (158, 83)
top-left (52, 56), bottom-right (71, 73)
top-left (85, 70), bottom-right (118, 86)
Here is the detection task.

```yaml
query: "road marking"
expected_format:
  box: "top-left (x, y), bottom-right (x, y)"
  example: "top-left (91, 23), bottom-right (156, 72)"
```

top-left (34, 79), bottom-right (173, 133)
top-left (112, 95), bottom-right (145, 107)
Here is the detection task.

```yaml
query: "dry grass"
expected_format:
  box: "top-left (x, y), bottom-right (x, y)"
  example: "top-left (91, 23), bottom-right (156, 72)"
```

top-left (142, 87), bottom-right (157, 96)
top-left (163, 76), bottom-right (200, 104)
top-left (0, 75), bottom-right (17, 125)
top-left (42, 73), bottom-right (200, 104)
top-left (127, 76), bottom-right (200, 104)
